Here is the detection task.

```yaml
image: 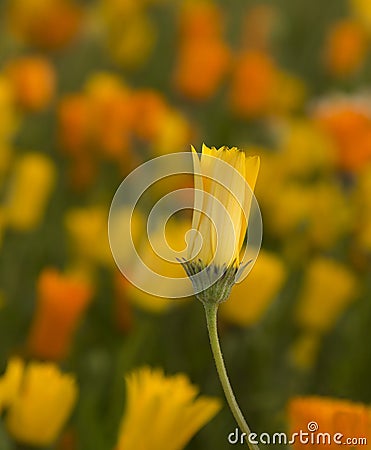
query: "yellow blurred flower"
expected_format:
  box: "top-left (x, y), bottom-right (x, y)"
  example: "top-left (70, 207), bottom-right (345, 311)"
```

top-left (27, 268), bottom-right (93, 360)
top-left (264, 180), bottom-right (351, 250)
top-left (152, 109), bottom-right (192, 156)
top-left (263, 182), bottom-right (312, 239)
top-left (294, 258), bottom-right (358, 334)
top-left (288, 396), bottom-right (371, 449)
top-left (94, 0), bottom-right (157, 68)
top-left (4, 152), bottom-right (56, 231)
top-left (277, 120), bottom-right (336, 177)
top-left (106, 206), bottom-right (144, 270)
top-left (253, 147), bottom-right (286, 211)
top-left (307, 182), bottom-right (352, 249)
top-left (128, 218), bottom-right (190, 313)
top-left (270, 71), bottom-right (307, 115)
top-left (106, 13), bottom-right (156, 68)
top-left (0, 75), bottom-right (18, 142)
top-left (0, 358), bottom-right (78, 447)
top-left (65, 206), bottom-right (113, 267)
top-left (323, 19), bottom-right (368, 78)
top-left (116, 367), bottom-right (221, 450)
top-left (220, 250), bottom-right (286, 326)
top-left (350, 0), bottom-right (371, 32)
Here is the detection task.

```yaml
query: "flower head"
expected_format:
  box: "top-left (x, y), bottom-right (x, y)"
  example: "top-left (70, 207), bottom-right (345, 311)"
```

top-left (181, 144), bottom-right (260, 303)
top-left (116, 367), bottom-right (221, 450)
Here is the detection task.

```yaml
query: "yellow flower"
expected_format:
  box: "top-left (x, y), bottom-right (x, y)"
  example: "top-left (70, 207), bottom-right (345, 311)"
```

top-left (107, 13), bottom-right (156, 68)
top-left (116, 367), bottom-right (221, 450)
top-left (0, 358), bottom-right (77, 447)
top-left (181, 145), bottom-right (260, 303)
top-left (152, 109), bottom-right (192, 156)
top-left (65, 206), bottom-right (113, 267)
top-left (294, 258), bottom-right (358, 333)
top-left (188, 144), bottom-right (260, 269)
top-left (220, 250), bottom-right (286, 326)
top-left (0, 75), bottom-right (18, 142)
top-left (128, 218), bottom-right (191, 311)
top-left (350, 0), bottom-right (371, 32)
top-left (4, 153), bottom-right (56, 230)
top-left (277, 120), bottom-right (336, 177)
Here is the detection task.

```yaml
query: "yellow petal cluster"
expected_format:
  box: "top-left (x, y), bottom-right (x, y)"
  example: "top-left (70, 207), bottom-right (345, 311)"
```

top-left (188, 144), bottom-right (260, 269)
top-left (0, 358), bottom-right (78, 447)
top-left (116, 367), bottom-right (221, 450)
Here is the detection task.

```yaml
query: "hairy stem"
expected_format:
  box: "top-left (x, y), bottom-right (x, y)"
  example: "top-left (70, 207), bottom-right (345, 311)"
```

top-left (204, 302), bottom-right (259, 450)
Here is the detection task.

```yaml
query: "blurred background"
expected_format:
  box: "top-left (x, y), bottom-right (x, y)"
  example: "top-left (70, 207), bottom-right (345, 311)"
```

top-left (1, 0), bottom-right (371, 448)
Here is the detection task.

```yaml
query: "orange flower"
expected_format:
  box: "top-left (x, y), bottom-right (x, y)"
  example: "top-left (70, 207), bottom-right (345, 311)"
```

top-left (173, 1), bottom-right (230, 101)
top-left (178, 1), bottom-right (224, 41)
top-left (315, 98), bottom-right (371, 172)
top-left (58, 75), bottom-right (138, 187)
top-left (288, 397), bottom-right (371, 449)
top-left (230, 50), bottom-right (277, 117)
top-left (85, 74), bottom-right (134, 158)
top-left (58, 94), bottom-right (91, 155)
top-left (5, 57), bottom-right (56, 111)
top-left (8, 0), bottom-right (83, 50)
top-left (131, 90), bottom-right (168, 140)
top-left (324, 20), bottom-right (367, 78)
top-left (173, 38), bottom-right (230, 101)
top-left (27, 268), bottom-right (93, 360)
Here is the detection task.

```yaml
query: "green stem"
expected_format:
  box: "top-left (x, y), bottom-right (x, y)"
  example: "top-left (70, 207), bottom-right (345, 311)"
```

top-left (204, 302), bottom-right (259, 450)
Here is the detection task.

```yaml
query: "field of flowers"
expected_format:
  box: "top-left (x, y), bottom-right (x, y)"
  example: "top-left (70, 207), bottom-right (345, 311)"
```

top-left (1, 0), bottom-right (371, 449)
